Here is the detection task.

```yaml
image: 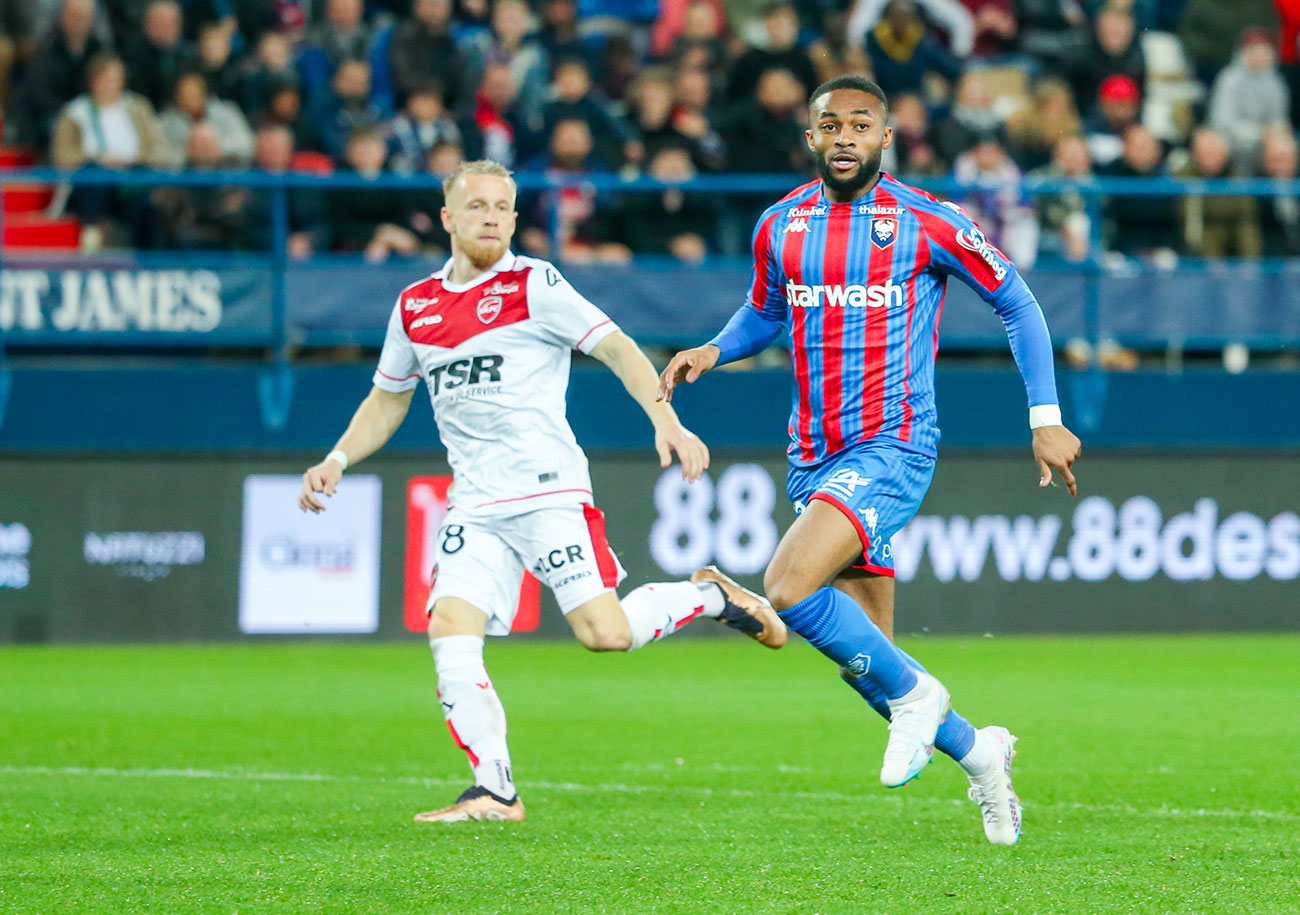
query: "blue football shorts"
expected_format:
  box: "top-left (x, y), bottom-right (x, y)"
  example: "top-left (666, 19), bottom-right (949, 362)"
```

top-left (786, 439), bottom-right (936, 577)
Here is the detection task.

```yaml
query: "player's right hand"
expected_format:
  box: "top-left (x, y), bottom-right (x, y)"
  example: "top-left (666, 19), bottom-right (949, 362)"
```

top-left (657, 345), bottom-right (720, 403)
top-left (298, 460), bottom-right (343, 513)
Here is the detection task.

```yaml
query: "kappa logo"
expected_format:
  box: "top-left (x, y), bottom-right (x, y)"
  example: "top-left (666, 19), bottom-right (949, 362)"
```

top-left (477, 295), bottom-right (503, 324)
top-left (871, 217), bottom-right (897, 248)
top-left (787, 218), bottom-right (809, 234)
top-left (411, 314), bottom-right (444, 330)
top-left (860, 506), bottom-right (880, 537)
top-left (403, 296), bottom-right (438, 312)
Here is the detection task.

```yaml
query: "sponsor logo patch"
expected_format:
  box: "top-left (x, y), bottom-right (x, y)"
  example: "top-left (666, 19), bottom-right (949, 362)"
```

top-left (955, 226), bottom-right (1008, 281)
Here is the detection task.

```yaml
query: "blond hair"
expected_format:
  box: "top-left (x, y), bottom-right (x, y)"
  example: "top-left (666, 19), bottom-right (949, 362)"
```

top-left (442, 159), bottom-right (516, 200)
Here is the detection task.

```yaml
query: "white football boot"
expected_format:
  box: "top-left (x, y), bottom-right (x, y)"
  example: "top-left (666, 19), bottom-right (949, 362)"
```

top-left (880, 671), bottom-right (951, 787)
top-left (966, 726), bottom-right (1021, 845)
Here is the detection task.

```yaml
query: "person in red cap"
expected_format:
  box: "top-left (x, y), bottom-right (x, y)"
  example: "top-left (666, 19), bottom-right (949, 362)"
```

top-left (1083, 74), bottom-right (1142, 167)
top-left (1208, 26), bottom-right (1293, 173)
top-left (1064, 5), bottom-right (1146, 117)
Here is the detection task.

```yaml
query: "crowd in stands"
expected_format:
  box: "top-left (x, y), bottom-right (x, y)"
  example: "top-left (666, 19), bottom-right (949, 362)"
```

top-left (2, 0), bottom-right (1299, 265)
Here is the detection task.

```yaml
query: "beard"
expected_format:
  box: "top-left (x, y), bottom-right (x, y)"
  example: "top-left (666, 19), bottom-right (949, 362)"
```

top-left (815, 146), bottom-right (882, 197)
top-left (458, 233), bottom-right (510, 268)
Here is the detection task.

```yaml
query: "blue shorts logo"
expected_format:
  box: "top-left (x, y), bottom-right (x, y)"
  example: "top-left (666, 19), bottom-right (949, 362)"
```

top-left (844, 652), bottom-right (871, 677)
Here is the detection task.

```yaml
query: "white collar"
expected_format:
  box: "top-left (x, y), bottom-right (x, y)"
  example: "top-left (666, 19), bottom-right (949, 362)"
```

top-left (435, 252), bottom-right (517, 292)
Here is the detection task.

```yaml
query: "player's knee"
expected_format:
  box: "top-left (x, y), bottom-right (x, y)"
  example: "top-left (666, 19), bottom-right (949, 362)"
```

top-left (576, 625), bottom-right (631, 652)
top-left (763, 567), bottom-right (812, 614)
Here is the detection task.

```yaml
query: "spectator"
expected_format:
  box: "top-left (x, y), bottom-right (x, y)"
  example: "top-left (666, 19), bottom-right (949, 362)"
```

top-left (329, 127), bottom-right (423, 261)
top-left (1032, 133), bottom-right (1093, 262)
top-left (520, 117), bottom-right (630, 264)
top-left (388, 83), bottom-right (464, 174)
top-left (239, 32), bottom-right (298, 123)
top-left (725, 1), bottom-right (818, 102)
top-left (670, 66), bottom-right (728, 170)
top-left (472, 61), bottom-right (527, 166)
top-left (626, 70), bottom-right (723, 172)
top-left (619, 145), bottom-right (716, 261)
top-left (540, 57), bottom-right (637, 167)
top-left (388, 0), bottom-right (466, 109)
top-left (263, 81), bottom-right (322, 154)
top-left (13, 0), bottom-right (108, 150)
top-left (52, 52), bottom-right (164, 170)
top-left (847, 0), bottom-right (976, 58)
top-left (427, 139), bottom-right (466, 176)
top-left (1208, 28), bottom-right (1292, 174)
top-left (51, 52), bottom-right (164, 248)
top-left (1004, 76), bottom-right (1081, 171)
top-left (123, 0), bottom-right (199, 110)
top-left (1258, 127), bottom-right (1300, 255)
top-left (714, 66), bottom-right (808, 177)
top-left (653, 0), bottom-right (726, 64)
top-left (461, 0), bottom-right (549, 124)
top-left (1013, 0), bottom-right (1088, 65)
top-left (952, 129), bottom-right (1039, 266)
top-left (1065, 5), bottom-right (1145, 118)
top-left (196, 19), bottom-right (241, 101)
top-left (807, 8), bottom-right (872, 84)
top-left (306, 58), bottom-right (388, 160)
top-left (158, 71), bottom-right (255, 167)
top-left (665, 0), bottom-right (730, 79)
top-left (151, 124), bottom-right (248, 249)
top-left (1100, 123), bottom-right (1178, 255)
top-left (886, 91), bottom-right (945, 175)
top-left (596, 32), bottom-right (643, 104)
top-left (539, 0), bottom-right (589, 66)
top-left (300, 0), bottom-right (374, 93)
top-left (958, 0), bottom-right (1018, 58)
top-left (1084, 74), bottom-right (1142, 168)
top-left (234, 124), bottom-right (332, 258)
top-left (1177, 0), bottom-right (1277, 86)
top-left (865, 0), bottom-right (963, 98)
top-left (1178, 127), bottom-right (1262, 258)
top-left (932, 70), bottom-right (1003, 165)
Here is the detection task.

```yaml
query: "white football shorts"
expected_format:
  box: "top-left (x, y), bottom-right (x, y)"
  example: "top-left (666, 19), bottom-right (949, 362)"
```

top-left (426, 501), bottom-right (628, 635)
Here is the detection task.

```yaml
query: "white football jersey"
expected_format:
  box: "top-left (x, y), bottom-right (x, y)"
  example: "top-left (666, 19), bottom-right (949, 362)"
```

top-left (373, 252), bottom-right (618, 516)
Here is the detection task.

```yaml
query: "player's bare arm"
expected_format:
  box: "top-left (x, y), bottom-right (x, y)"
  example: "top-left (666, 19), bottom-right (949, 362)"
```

top-left (655, 343), bottom-right (720, 403)
top-left (591, 331), bottom-right (709, 481)
top-left (1033, 424), bottom-right (1082, 496)
top-left (298, 386), bottom-right (415, 513)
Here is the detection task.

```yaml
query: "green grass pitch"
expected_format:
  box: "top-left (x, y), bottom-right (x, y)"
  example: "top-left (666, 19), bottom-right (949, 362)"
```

top-left (3, 635), bottom-right (1298, 914)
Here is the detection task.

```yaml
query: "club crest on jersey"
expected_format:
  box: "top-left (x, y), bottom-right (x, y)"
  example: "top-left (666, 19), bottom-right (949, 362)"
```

top-left (870, 217), bottom-right (897, 248)
top-left (476, 295), bottom-right (503, 324)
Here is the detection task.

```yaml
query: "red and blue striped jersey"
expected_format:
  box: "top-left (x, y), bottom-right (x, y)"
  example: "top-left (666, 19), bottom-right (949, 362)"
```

top-left (740, 172), bottom-right (1055, 465)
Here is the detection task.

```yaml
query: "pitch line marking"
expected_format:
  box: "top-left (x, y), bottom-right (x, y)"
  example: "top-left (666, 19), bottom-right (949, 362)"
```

top-left (2, 764), bottom-right (1296, 823)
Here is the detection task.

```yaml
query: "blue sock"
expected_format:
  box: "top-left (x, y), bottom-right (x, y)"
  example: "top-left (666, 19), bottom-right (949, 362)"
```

top-left (839, 648), bottom-right (977, 762)
top-left (778, 587), bottom-right (918, 700)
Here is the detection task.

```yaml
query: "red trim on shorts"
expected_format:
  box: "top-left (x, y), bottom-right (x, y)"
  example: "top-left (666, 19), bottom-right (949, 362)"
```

top-left (807, 492), bottom-right (895, 578)
top-left (469, 488), bottom-right (593, 509)
top-left (446, 719), bottom-right (480, 768)
top-left (582, 503), bottom-right (620, 588)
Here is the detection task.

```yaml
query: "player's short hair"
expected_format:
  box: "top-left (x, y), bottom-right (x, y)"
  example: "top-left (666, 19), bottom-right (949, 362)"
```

top-left (808, 75), bottom-right (890, 121)
top-left (442, 159), bottom-right (517, 202)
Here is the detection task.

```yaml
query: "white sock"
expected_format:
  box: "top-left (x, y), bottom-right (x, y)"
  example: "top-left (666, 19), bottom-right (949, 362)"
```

top-left (957, 729), bottom-right (997, 778)
top-left (620, 581), bottom-right (725, 651)
top-left (429, 634), bottom-right (515, 801)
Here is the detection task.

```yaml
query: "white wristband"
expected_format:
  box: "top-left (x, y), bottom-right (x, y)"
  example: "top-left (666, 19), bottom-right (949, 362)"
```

top-left (325, 449), bottom-right (349, 472)
top-left (1029, 404), bottom-right (1063, 430)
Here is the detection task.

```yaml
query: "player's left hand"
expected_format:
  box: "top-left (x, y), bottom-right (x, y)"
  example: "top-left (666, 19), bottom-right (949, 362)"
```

top-left (1032, 425), bottom-right (1082, 495)
top-left (656, 423), bottom-right (710, 482)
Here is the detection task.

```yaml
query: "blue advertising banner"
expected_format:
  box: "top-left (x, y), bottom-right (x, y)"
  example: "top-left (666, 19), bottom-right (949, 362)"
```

top-left (0, 256), bottom-right (275, 344)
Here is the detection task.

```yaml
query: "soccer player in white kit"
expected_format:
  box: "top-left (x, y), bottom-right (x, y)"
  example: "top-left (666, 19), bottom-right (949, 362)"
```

top-left (298, 160), bottom-right (787, 824)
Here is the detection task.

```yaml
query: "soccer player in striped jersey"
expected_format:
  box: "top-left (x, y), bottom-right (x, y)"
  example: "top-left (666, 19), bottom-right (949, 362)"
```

top-left (658, 75), bottom-right (1082, 845)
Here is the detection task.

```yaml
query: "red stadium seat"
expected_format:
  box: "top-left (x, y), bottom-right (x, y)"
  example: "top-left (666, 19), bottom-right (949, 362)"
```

top-left (2, 215), bottom-right (82, 250)
top-left (2, 184), bottom-right (56, 215)
top-left (290, 151), bottom-right (335, 175)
